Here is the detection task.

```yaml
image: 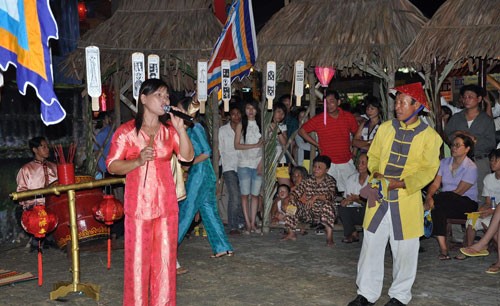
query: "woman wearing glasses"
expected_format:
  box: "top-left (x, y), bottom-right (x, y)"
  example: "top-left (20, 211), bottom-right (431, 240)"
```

top-left (424, 133), bottom-right (478, 260)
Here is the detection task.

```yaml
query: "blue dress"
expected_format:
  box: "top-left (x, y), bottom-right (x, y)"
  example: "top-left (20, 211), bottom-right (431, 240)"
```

top-left (178, 123), bottom-right (233, 254)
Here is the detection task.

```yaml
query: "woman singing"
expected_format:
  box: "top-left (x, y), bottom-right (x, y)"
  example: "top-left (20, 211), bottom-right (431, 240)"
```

top-left (107, 79), bottom-right (193, 305)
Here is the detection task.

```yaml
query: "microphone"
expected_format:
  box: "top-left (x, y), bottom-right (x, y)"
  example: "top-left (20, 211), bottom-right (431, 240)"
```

top-left (163, 105), bottom-right (194, 122)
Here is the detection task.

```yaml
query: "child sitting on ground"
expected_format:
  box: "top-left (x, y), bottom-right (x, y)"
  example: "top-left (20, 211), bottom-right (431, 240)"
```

top-left (270, 184), bottom-right (291, 226)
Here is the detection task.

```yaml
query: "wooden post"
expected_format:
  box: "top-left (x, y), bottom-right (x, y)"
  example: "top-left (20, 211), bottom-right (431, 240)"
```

top-left (72, 89), bottom-right (79, 146)
top-left (113, 71), bottom-right (121, 125)
top-left (307, 69), bottom-right (317, 174)
top-left (386, 72), bottom-right (395, 120)
top-left (479, 58), bottom-right (487, 90)
top-left (211, 93), bottom-right (220, 179)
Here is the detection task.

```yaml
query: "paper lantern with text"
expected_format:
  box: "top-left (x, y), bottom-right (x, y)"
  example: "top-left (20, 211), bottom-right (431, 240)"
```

top-left (21, 205), bottom-right (58, 286)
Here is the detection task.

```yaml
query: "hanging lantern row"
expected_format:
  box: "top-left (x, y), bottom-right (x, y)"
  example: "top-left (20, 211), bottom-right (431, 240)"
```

top-left (84, 46), bottom-right (334, 117)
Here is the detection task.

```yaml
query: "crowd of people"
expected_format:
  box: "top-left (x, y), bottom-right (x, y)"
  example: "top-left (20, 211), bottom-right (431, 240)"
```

top-left (14, 79), bottom-right (500, 306)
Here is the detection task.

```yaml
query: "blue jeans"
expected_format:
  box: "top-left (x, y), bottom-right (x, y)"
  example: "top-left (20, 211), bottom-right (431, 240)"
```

top-left (237, 167), bottom-right (262, 196)
top-left (223, 171), bottom-right (243, 230)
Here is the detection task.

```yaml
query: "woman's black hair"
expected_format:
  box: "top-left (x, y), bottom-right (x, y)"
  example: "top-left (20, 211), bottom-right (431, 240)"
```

top-left (272, 102), bottom-right (287, 123)
top-left (441, 105), bottom-right (452, 117)
top-left (174, 96), bottom-right (192, 114)
top-left (135, 79), bottom-right (170, 134)
top-left (170, 96), bottom-right (199, 131)
top-left (313, 155), bottom-right (332, 169)
top-left (292, 166), bottom-right (309, 179)
top-left (241, 100), bottom-right (262, 143)
top-left (29, 137), bottom-right (47, 155)
top-left (364, 96), bottom-right (382, 113)
top-left (489, 148), bottom-right (500, 161)
top-left (454, 133), bottom-right (475, 159)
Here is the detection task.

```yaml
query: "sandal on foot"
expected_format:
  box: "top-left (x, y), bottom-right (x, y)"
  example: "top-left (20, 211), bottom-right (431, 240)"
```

top-left (438, 253), bottom-right (451, 260)
top-left (210, 251), bottom-right (234, 258)
top-left (176, 267), bottom-right (189, 275)
top-left (342, 238), bottom-right (353, 243)
top-left (454, 253), bottom-right (467, 260)
top-left (460, 247), bottom-right (489, 257)
top-left (485, 266), bottom-right (500, 274)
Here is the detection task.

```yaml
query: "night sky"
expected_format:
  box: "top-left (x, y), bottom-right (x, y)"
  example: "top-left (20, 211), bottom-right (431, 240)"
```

top-left (252, 0), bottom-right (447, 33)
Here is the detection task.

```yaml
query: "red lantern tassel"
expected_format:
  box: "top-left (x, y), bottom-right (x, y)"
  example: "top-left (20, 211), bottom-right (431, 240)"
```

top-left (107, 227), bottom-right (111, 270)
top-left (38, 240), bottom-right (43, 286)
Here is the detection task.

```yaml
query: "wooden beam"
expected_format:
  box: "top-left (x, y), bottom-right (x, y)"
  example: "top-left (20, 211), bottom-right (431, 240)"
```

top-left (119, 79), bottom-right (137, 113)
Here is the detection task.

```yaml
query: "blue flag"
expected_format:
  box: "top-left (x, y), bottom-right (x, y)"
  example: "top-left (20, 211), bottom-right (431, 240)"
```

top-left (0, 0), bottom-right (65, 125)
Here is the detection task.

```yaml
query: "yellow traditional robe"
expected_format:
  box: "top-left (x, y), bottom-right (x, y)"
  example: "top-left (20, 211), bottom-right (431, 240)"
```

top-left (365, 119), bottom-right (442, 240)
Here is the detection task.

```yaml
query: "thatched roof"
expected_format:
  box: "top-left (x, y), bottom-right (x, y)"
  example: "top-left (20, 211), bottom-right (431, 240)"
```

top-left (402, 0), bottom-right (500, 70)
top-left (63, 0), bottom-right (222, 89)
top-left (256, 0), bottom-right (427, 78)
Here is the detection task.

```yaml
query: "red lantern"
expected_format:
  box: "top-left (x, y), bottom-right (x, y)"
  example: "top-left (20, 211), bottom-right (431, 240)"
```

top-left (94, 195), bottom-right (124, 225)
top-left (314, 67), bottom-right (336, 125)
top-left (102, 84), bottom-right (115, 111)
top-left (78, 2), bottom-right (87, 22)
top-left (93, 195), bottom-right (124, 269)
top-left (21, 206), bottom-right (58, 286)
top-left (99, 92), bottom-right (107, 112)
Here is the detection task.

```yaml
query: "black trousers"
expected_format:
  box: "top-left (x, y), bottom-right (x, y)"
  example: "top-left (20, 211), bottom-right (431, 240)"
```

top-left (338, 206), bottom-right (365, 237)
top-left (431, 191), bottom-right (478, 236)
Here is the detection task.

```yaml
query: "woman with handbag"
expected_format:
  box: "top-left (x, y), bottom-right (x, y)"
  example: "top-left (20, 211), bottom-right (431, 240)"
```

top-left (107, 79), bottom-right (194, 306)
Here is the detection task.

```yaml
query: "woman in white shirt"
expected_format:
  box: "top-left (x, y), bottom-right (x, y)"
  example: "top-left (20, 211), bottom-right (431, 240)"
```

top-left (234, 100), bottom-right (263, 234)
top-left (338, 153), bottom-right (369, 243)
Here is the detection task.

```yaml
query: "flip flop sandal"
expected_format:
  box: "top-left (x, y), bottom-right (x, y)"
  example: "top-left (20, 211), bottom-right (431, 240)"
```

top-left (438, 253), bottom-right (451, 260)
top-left (454, 254), bottom-right (467, 260)
top-left (485, 266), bottom-right (500, 274)
top-left (460, 247), bottom-right (489, 257)
top-left (210, 251), bottom-right (234, 258)
top-left (342, 238), bottom-right (353, 243)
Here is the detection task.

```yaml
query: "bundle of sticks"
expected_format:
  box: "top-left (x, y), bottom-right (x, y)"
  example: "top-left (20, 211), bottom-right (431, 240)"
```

top-left (54, 143), bottom-right (77, 164)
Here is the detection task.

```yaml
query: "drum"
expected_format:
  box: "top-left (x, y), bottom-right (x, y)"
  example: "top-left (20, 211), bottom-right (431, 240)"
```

top-left (46, 176), bottom-right (108, 249)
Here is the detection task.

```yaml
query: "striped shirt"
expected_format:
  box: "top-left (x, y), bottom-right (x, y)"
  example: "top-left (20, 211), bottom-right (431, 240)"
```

top-left (302, 109), bottom-right (358, 164)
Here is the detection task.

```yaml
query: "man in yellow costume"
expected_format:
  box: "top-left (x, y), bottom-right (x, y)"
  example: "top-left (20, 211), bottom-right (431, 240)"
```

top-left (348, 83), bottom-right (442, 306)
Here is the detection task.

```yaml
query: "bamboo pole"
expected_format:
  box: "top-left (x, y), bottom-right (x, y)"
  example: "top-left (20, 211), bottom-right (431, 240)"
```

top-left (11, 177), bottom-right (125, 301)
top-left (307, 69), bottom-right (317, 174)
top-left (10, 177), bottom-right (125, 200)
top-left (211, 93), bottom-right (220, 178)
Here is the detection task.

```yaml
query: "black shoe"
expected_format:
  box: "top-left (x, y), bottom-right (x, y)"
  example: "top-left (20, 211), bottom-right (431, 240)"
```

top-left (348, 295), bottom-right (374, 306)
top-left (384, 298), bottom-right (406, 306)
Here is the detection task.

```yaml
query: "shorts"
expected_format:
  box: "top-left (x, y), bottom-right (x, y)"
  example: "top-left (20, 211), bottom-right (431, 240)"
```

top-left (237, 167), bottom-right (262, 196)
top-left (466, 214), bottom-right (492, 231)
top-left (276, 165), bottom-right (290, 179)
